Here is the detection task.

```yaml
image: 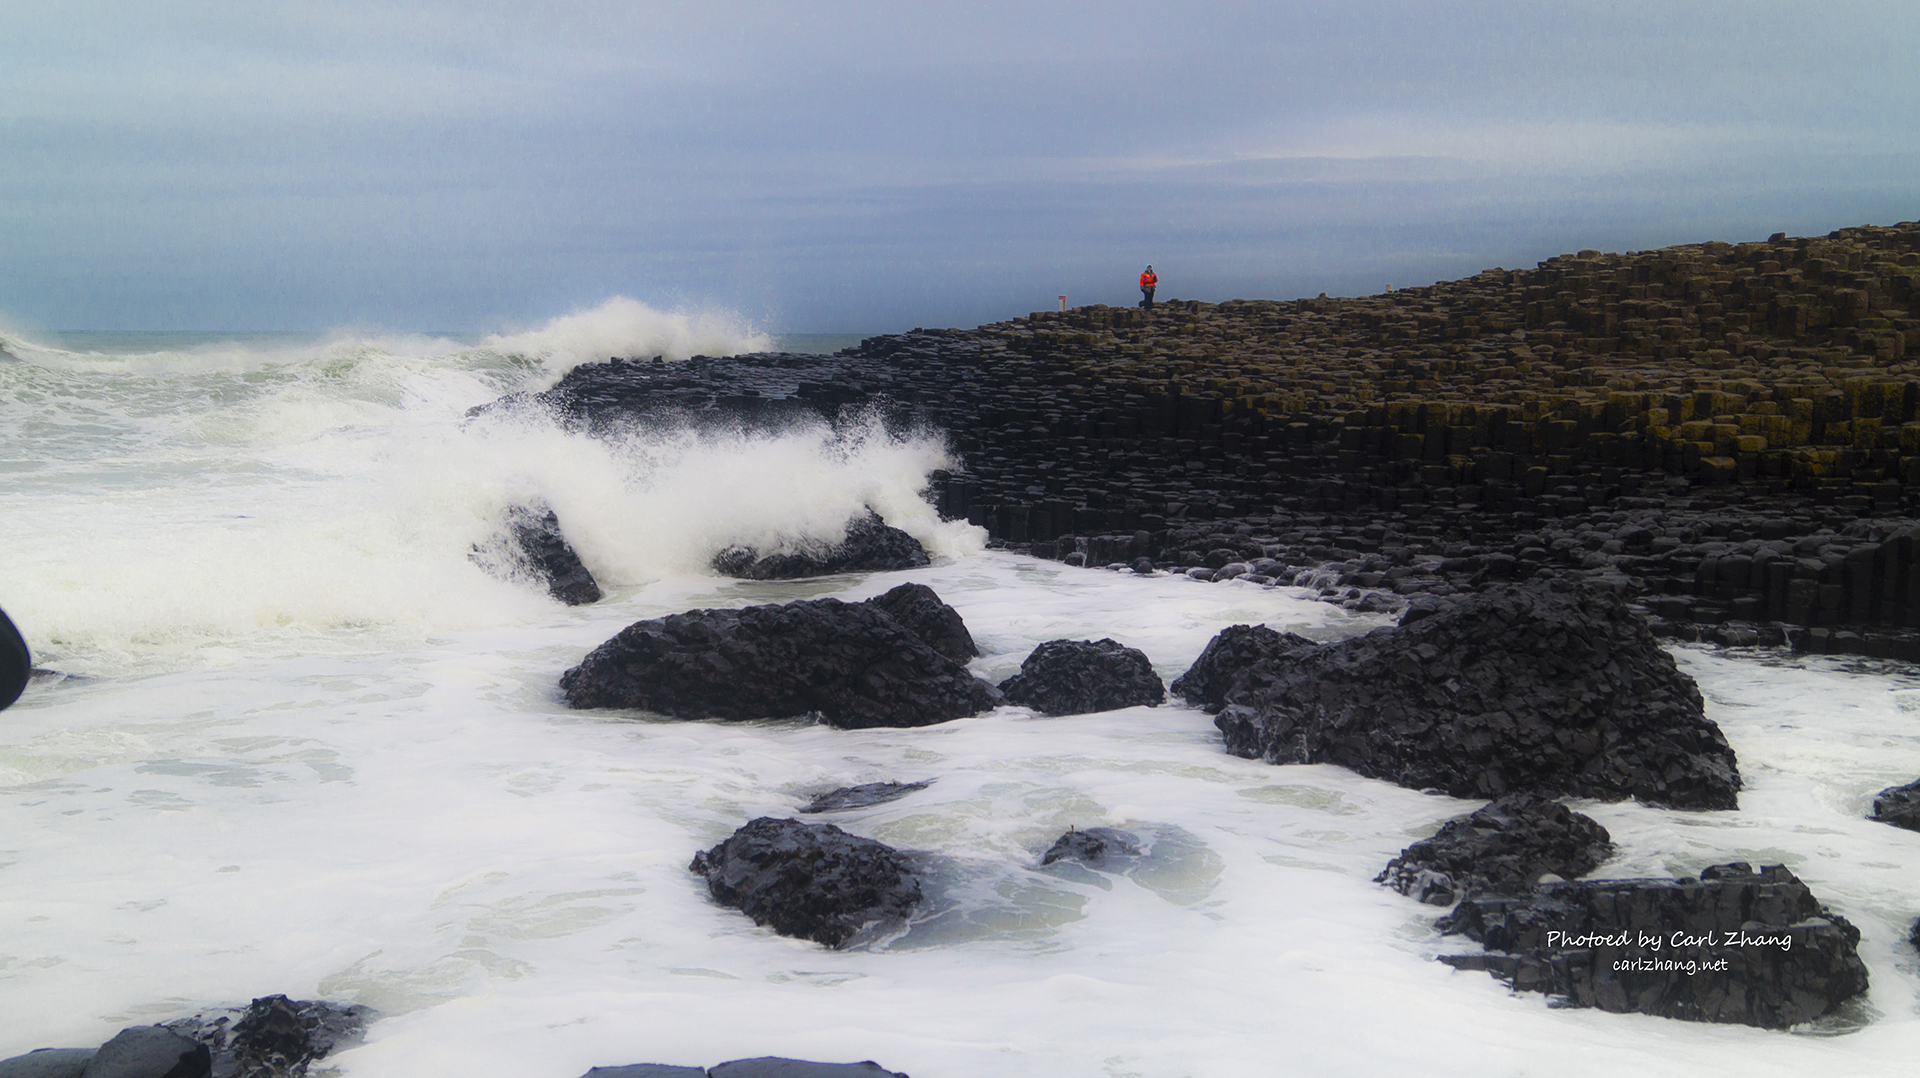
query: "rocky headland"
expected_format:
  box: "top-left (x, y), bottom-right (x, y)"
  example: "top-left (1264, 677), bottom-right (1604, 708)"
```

top-left (494, 220), bottom-right (1920, 660)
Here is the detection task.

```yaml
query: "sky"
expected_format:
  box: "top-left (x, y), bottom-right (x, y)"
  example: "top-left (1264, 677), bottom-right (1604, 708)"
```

top-left (3, 1), bottom-right (1917, 334)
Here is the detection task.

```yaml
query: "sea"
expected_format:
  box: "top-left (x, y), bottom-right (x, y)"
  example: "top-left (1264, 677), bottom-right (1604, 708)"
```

top-left (2, 298), bottom-right (1918, 1077)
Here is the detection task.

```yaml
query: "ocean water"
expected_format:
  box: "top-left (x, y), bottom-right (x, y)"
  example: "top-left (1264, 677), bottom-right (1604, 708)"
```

top-left (2, 298), bottom-right (1919, 1077)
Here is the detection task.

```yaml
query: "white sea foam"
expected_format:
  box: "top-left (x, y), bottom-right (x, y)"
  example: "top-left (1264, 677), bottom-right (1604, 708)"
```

top-left (476, 297), bottom-right (775, 384)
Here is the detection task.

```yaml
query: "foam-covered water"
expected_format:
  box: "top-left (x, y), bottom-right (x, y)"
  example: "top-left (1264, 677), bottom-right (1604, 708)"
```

top-left (2, 306), bottom-right (1919, 1077)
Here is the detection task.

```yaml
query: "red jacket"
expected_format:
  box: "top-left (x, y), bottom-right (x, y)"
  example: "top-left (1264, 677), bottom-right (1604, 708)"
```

top-left (1140, 271), bottom-right (1157, 288)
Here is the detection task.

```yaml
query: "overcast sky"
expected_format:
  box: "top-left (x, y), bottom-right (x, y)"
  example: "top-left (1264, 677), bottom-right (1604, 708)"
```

top-left (3, 1), bottom-right (1917, 334)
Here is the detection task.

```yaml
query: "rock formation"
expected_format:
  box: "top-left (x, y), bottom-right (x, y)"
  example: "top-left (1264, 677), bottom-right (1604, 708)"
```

top-left (1868, 777), bottom-right (1920, 831)
top-left (560, 590), bottom-right (1000, 729)
top-left (1168, 624), bottom-right (1317, 712)
top-left (1214, 581), bottom-right (1742, 809)
top-left (1437, 862), bottom-right (1868, 1028)
top-left (800, 780), bottom-right (934, 814)
top-left (997, 639), bottom-right (1165, 716)
top-left (689, 817), bottom-right (922, 949)
top-left (712, 511), bottom-right (930, 579)
top-left (1375, 793), bottom-right (1613, 905)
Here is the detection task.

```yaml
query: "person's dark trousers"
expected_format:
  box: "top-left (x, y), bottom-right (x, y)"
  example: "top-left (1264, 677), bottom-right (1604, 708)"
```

top-left (1140, 287), bottom-right (1155, 310)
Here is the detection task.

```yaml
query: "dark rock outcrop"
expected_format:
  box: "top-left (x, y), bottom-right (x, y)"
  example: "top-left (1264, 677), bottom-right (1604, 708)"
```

top-left (474, 504), bottom-right (601, 605)
top-left (71, 1027), bottom-right (207, 1078)
top-left (1168, 624), bottom-right (1316, 712)
top-left (1375, 793), bottom-right (1613, 906)
top-left (581, 1060), bottom-right (908, 1078)
top-left (689, 817), bottom-right (922, 948)
top-left (560, 591), bottom-right (1001, 729)
top-left (867, 583), bottom-right (978, 662)
top-left (0, 1048), bottom-right (95, 1078)
top-left (1040, 827), bottom-right (1142, 867)
top-left (0, 605), bottom-right (28, 712)
top-left (0, 998), bottom-right (368, 1078)
top-left (800, 780), bottom-right (933, 814)
top-left (712, 511), bottom-right (929, 580)
top-left (1868, 777), bottom-right (1920, 831)
top-left (1437, 862), bottom-right (1868, 1028)
top-left (1214, 581), bottom-right (1742, 809)
top-left (998, 639), bottom-right (1165, 716)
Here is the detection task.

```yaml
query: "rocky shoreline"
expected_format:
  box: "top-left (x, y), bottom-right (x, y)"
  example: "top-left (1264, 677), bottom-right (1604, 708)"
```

top-left (487, 220), bottom-right (1920, 660)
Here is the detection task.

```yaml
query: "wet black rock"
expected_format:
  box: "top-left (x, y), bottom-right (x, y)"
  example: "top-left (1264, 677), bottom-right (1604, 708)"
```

top-left (713, 511), bottom-right (929, 579)
top-left (581, 1060), bottom-right (909, 1078)
top-left (998, 639), bottom-right (1165, 716)
top-left (800, 780), bottom-right (934, 814)
top-left (1215, 581), bottom-right (1742, 810)
top-left (688, 817), bottom-right (922, 948)
top-left (0, 1049), bottom-right (94, 1078)
top-left (1437, 863), bottom-right (1868, 1028)
top-left (1040, 827), bottom-right (1142, 867)
top-left (560, 592), bottom-right (1001, 729)
top-left (1168, 624), bottom-right (1317, 712)
top-left (708, 1060), bottom-right (909, 1078)
top-left (867, 583), bottom-right (978, 662)
top-left (1375, 792), bottom-right (1613, 906)
top-left (77, 1027), bottom-right (208, 1078)
top-left (1868, 777), bottom-right (1920, 831)
top-left (471, 504), bottom-right (602, 605)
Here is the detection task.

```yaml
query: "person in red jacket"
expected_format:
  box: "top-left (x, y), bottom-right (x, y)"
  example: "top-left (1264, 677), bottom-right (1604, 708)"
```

top-left (1139, 265), bottom-right (1157, 310)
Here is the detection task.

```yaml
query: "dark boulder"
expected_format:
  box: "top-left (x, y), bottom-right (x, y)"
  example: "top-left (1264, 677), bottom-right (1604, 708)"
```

top-left (0, 605), bottom-right (28, 711)
top-left (713, 511), bottom-right (929, 579)
top-left (0, 1049), bottom-right (93, 1078)
top-left (800, 780), bottom-right (933, 814)
top-left (1375, 792), bottom-right (1613, 906)
top-left (75, 1027), bottom-right (208, 1078)
top-left (708, 1060), bottom-right (909, 1077)
top-left (998, 639), bottom-right (1164, 716)
top-left (1214, 581), bottom-right (1742, 810)
top-left (689, 817), bottom-right (922, 948)
top-left (473, 503), bottom-right (602, 605)
top-left (1168, 624), bottom-right (1316, 712)
top-left (867, 583), bottom-right (977, 662)
top-left (1040, 827), bottom-right (1142, 867)
top-left (162, 995), bottom-right (371, 1078)
top-left (580, 1061), bottom-right (908, 1078)
top-left (1437, 863), bottom-right (1868, 1028)
top-left (560, 593), bottom-right (1001, 729)
top-left (1868, 777), bottom-right (1920, 831)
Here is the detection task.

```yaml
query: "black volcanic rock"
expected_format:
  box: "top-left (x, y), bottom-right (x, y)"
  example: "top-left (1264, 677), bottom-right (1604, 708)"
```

top-left (1375, 793), bottom-right (1613, 906)
top-left (689, 817), bottom-right (922, 948)
top-left (713, 511), bottom-right (929, 579)
top-left (582, 1061), bottom-right (909, 1078)
top-left (1214, 581), bottom-right (1741, 810)
top-left (163, 995), bottom-right (371, 1078)
top-left (868, 583), bottom-right (978, 662)
top-left (998, 639), bottom-right (1165, 716)
top-left (1437, 863), bottom-right (1868, 1028)
top-left (1040, 827), bottom-right (1142, 867)
top-left (800, 780), bottom-right (934, 814)
top-left (1868, 777), bottom-right (1920, 831)
top-left (74, 1026), bottom-right (208, 1078)
top-left (0, 1048), bottom-right (94, 1078)
top-left (1168, 624), bottom-right (1317, 712)
top-left (560, 592), bottom-right (1001, 729)
top-left (474, 503), bottom-right (601, 605)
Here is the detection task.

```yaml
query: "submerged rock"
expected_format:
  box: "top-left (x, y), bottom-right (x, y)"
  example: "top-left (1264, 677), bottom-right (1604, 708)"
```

top-left (581, 1060), bottom-right (909, 1078)
top-left (70, 1026), bottom-right (207, 1078)
top-left (1040, 827), bottom-right (1142, 868)
top-left (800, 780), bottom-right (934, 814)
top-left (713, 510), bottom-right (929, 579)
top-left (998, 639), bottom-right (1164, 716)
top-left (689, 817), bottom-right (922, 949)
top-left (1168, 624), bottom-right (1317, 712)
top-left (1375, 793), bottom-right (1613, 906)
top-left (473, 503), bottom-right (602, 605)
top-left (1868, 777), bottom-right (1920, 831)
top-left (0, 997), bottom-right (369, 1078)
top-left (0, 1048), bottom-right (94, 1078)
top-left (1437, 863), bottom-right (1868, 1029)
top-left (560, 591), bottom-right (1000, 728)
top-left (1214, 581), bottom-right (1742, 810)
